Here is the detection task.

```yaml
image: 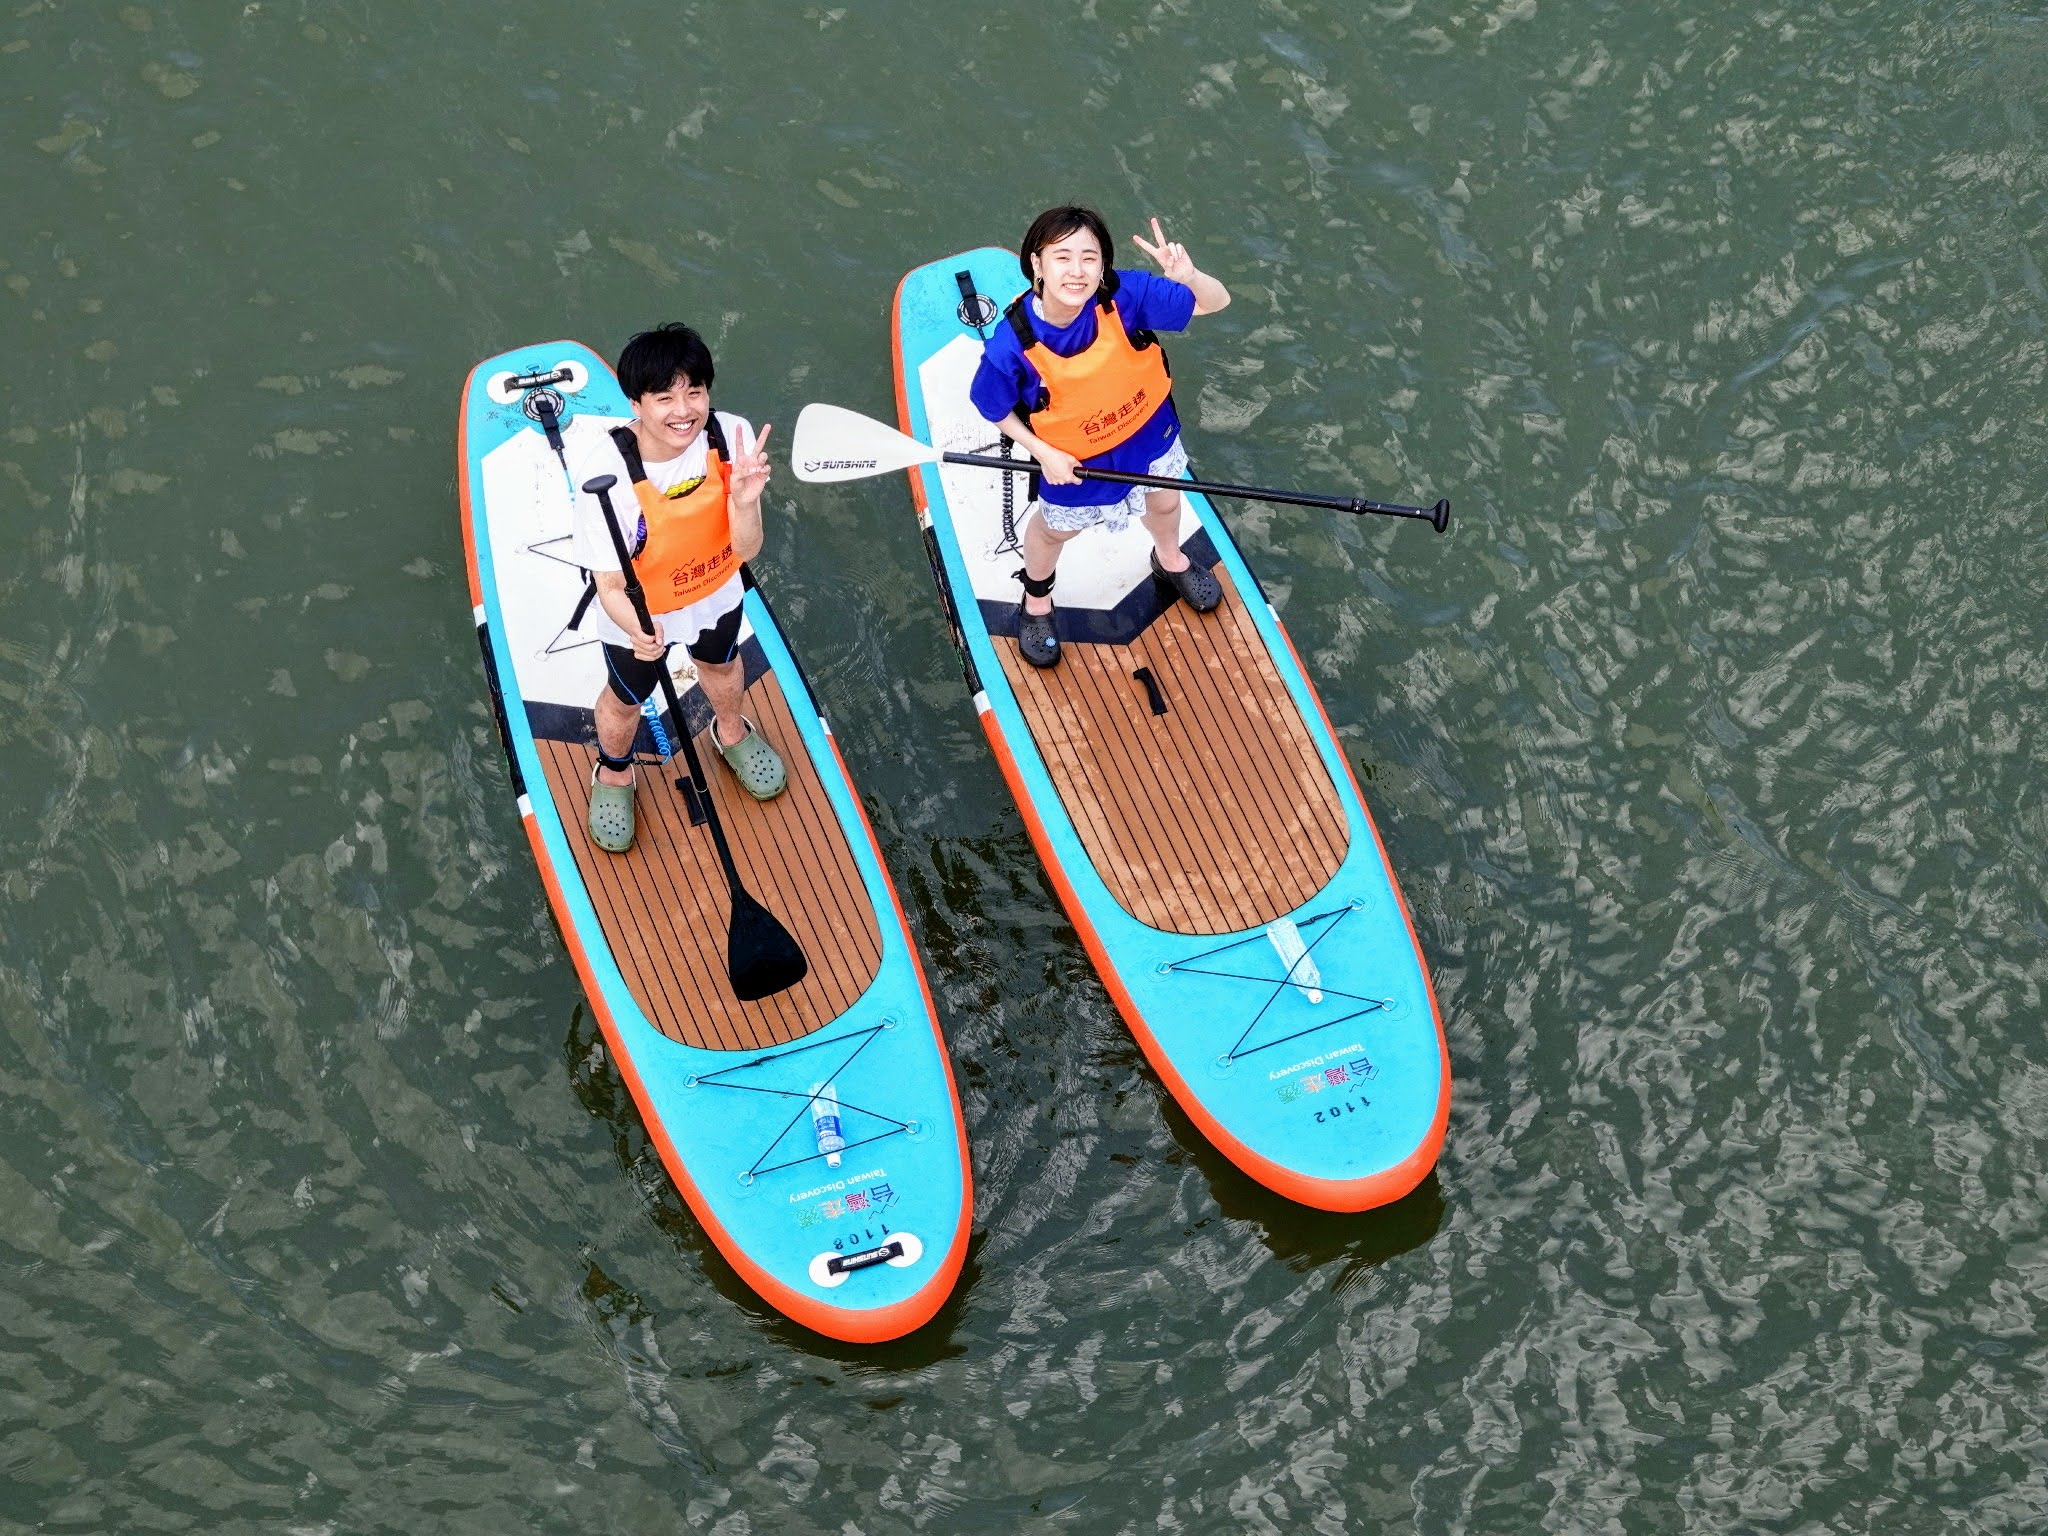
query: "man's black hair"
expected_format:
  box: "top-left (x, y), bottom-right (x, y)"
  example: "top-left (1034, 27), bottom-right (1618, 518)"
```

top-left (616, 323), bottom-right (716, 401)
top-left (1018, 205), bottom-right (1115, 285)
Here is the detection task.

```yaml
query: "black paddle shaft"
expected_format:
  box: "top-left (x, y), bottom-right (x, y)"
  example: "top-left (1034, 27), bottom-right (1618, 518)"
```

top-left (580, 473), bottom-right (807, 1001)
top-left (940, 451), bottom-right (1450, 534)
top-left (582, 476), bottom-right (745, 884)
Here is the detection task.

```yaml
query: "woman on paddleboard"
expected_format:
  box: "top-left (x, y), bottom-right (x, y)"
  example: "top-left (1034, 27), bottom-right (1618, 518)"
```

top-left (570, 323), bottom-right (786, 853)
top-left (970, 205), bottom-right (1231, 667)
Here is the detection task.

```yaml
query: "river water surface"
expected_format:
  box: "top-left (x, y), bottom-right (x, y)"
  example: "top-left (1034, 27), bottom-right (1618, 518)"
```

top-left (5, 0), bottom-right (2046, 1531)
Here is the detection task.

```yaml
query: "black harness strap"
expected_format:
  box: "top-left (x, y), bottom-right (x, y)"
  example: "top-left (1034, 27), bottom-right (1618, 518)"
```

top-left (567, 576), bottom-right (600, 632)
top-left (607, 413), bottom-right (732, 485)
top-left (607, 422), bottom-right (644, 478)
top-left (1003, 292), bottom-right (1039, 350)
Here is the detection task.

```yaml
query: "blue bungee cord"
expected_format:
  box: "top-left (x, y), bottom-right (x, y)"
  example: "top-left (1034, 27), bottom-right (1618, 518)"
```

top-left (604, 647), bottom-right (679, 763)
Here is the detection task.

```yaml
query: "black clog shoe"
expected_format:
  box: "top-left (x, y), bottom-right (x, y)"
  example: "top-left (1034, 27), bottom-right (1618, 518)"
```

top-left (1151, 549), bottom-right (1223, 613)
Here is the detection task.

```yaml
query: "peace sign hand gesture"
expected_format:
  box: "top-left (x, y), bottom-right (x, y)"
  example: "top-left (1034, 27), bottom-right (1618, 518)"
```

top-left (730, 421), bottom-right (773, 508)
top-left (1132, 217), bottom-right (1197, 287)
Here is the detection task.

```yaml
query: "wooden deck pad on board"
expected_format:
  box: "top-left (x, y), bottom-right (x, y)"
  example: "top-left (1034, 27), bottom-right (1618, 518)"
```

top-left (995, 569), bottom-right (1350, 935)
top-left (536, 670), bottom-right (881, 1051)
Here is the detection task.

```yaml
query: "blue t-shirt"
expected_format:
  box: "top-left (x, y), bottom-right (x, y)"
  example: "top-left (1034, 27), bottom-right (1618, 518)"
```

top-left (969, 267), bottom-right (1198, 506)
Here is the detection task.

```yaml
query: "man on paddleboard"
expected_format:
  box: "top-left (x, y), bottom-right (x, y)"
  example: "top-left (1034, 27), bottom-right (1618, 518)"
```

top-left (569, 323), bottom-right (786, 853)
top-left (969, 206), bottom-right (1231, 668)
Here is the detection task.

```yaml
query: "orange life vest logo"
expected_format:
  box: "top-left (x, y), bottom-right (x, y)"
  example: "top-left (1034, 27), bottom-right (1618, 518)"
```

top-left (1077, 385), bottom-right (1151, 443)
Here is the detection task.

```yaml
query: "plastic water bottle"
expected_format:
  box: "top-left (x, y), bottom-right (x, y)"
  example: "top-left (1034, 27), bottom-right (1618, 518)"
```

top-left (1265, 918), bottom-right (1324, 1004)
top-left (811, 1082), bottom-right (845, 1167)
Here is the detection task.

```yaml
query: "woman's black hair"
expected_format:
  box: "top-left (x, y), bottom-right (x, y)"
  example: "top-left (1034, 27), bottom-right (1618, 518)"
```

top-left (616, 323), bottom-right (716, 401)
top-left (1018, 206), bottom-right (1114, 286)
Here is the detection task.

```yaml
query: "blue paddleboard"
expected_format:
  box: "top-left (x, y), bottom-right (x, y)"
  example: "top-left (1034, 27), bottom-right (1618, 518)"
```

top-left (890, 253), bottom-right (1448, 1209)
top-left (460, 341), bottom-right (970, 1337)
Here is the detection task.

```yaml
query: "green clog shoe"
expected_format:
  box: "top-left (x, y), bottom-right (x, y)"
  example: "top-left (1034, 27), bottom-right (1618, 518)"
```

top-left (587, 763), bottom-right (636, 852)
top-left (716, 717), bottom-right (786, 801)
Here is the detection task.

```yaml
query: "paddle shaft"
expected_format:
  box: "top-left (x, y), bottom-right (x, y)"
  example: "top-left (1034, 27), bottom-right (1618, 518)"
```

top-left (940, 451), bottom-right (1450, 532)
top-left (582, 476), bottom-right (747, 893)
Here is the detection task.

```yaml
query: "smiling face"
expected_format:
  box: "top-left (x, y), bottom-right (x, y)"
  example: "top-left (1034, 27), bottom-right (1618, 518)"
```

top-left (630, 372), bottom-right (711, 459)
top-left (1030, 227), bottom-right (1105, 319)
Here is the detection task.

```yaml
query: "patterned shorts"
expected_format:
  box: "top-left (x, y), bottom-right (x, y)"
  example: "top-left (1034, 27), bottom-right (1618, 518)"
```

top-left (1036, 437), bottom-right (1191, 534)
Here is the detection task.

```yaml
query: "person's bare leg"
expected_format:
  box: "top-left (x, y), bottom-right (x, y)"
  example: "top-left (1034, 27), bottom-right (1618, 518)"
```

top-left (1142, 488), bottom-right (1188, 572)
top-left (1021, 511), bottom-right (1081, 615)
top-left (593, 687), bottom-right (641, 785)
top-left (1143, 487), bottom-right (1221, 612)
top-left (591, 653), bottom-right (749, 776)
top-left (696, 654), bottom-right (749, 747)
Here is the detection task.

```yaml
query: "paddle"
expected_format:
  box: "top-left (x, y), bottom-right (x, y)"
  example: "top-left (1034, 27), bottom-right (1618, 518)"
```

top-left (581, 473), bottom-right (809, 1004)
top-left (791, 403), bottom-right (1450, 533)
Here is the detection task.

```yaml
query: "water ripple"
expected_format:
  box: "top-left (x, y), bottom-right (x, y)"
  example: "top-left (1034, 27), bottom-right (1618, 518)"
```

top-left (5, 0), bottom-right (2048, 1529)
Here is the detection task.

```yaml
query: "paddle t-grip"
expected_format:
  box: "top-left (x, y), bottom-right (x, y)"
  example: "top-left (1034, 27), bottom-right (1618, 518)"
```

top-left (1432, 499), bottom-right (1451, 534)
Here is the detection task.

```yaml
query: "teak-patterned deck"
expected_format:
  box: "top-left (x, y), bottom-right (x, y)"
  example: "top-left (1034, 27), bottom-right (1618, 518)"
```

top-left (994, 568), bottom-right (1350, 935)
top-left (536, 669), bottom-right (881, 1051)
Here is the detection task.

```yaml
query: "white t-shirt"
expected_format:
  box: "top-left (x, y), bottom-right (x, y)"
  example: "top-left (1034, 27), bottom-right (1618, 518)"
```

top-left (568, 410), bottom-right (754, 648)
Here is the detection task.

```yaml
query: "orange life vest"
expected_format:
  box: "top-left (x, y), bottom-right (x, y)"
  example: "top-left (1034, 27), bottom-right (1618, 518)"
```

top-left (1006, 281), bottom-right (1173, 458)
top-left (607, 419), bottom-right (737, 615)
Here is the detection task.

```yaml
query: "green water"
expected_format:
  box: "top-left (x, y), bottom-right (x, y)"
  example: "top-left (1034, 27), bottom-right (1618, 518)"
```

top-left (5, 0), bottom-right (2046, 1529)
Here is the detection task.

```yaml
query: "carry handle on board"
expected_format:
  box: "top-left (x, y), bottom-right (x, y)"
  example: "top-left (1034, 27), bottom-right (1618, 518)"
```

top-left (790, 403), bottom-right (1450, 533)
top-left (511, 365), bottom-right (574, 390)
top-left (1132, 666), bottom-right (1170, 717)
top-left (581, 473), bottom-right (809, 1003)
top-left (828, 1240), bottom-right (905, 1276)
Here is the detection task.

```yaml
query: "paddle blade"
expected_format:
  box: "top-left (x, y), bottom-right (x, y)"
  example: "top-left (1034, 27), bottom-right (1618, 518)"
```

top-left (726, 887), bottom-right (809, 1001)
top-left (792, 403), bottom-right (941, 482)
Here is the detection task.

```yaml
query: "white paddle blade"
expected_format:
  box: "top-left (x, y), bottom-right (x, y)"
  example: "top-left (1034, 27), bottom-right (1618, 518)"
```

top-left (792, 403), bottom-right (942, 482)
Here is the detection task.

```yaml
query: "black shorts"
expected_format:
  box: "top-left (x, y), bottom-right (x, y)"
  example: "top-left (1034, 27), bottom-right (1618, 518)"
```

top-left (601, 601), bottom-right (743, 705)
